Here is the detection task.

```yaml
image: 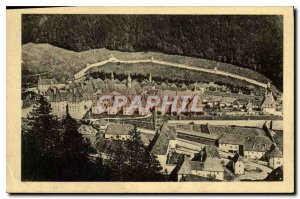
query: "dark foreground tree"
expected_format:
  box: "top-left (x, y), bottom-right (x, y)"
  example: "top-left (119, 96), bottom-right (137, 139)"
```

top-left (22, 97), bottom-right (108, 181)
top-left (22, 96), bottom-right (62, 181)
top-left (105, 126), bottom-right (165, 181)
top-left (59, 107), bottom-right (107, 181)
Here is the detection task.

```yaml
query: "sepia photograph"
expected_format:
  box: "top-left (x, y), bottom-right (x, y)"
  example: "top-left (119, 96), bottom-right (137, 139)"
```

top-left (6, 7), bottom-right (294, 193)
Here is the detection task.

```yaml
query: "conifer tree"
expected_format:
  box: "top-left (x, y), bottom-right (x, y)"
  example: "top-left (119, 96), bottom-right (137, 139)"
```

top-left (22, 96), bottom-right (62, 181)
top-left (105, 126), bottom-right (164, 181)
top-left (59, 105), bottom-right (106, 181)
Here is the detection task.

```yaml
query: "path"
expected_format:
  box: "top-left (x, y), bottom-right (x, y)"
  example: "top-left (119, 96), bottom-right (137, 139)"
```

top-left (74, 57), bottom-right (268, 88)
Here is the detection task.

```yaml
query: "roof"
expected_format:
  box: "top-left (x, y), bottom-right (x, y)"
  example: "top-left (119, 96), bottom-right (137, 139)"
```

top-left (265, 166), bottom-right (283, 181)
top-left (218, 134), bottom-right (245, 145)
top-left (156, 90), bottom-right (177, 99)
top-left (97, 119), bottom-right (109, 126)
top-left (81, 80), bottom-right (95, 93)
top-left (180, 174), bottom-right (219, 182)
top-left (176, 129), bottom-right (220, 140)
top-left (220, 97), bottom-right (237, 104)
top-left (190, 161), bottom-right (204, 171)
top-left (272, 130), bottom-right (283, 152)
top-left (191, 158), bottom-right (223, 172)
top-left (207, 125), bottom-right (227, 137)
top-left (48, 88), bottom-right (62, 102)
top-left (201, 95), bottom-right (211, 101)
top-left (94, 139), bottom-right (126, 154)
top-left (243, 136), bottom-right (273, 152)
top-left (269, 147), bottom-right (283, 158)
top-left (176, 124), bottom-right (210, 134)
top-left (150, 123), bottom-right (176, 155)
top-left (38, 78), bottom-right (53, 85)
top-left (105, 123), bottom-right (134, 135)
top-left (261, 92), bottom-right (276, 108)
top-left (251, 100), bottom-right (262, 107)
top-left (232, 153), bottom-right (243, 163)
top-left (178, 155), bottom-right (191, 174)
top-left (208, 96), bottom-right (223, 102)
top-left (204, 158), bottom-right (224, 172)
top-left (68, 86), bottom-right (84, 102)
top-left (205, 145), bottom-right (220, 158)
top-left (235, 99), bottom-right (249, 106)
top-left (78, 124), bottom-right (98, 135)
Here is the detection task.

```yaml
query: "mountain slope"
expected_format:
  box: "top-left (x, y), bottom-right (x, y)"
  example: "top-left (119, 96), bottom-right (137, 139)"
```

top-left (22, 15), bottom-right (283, 90)
top-left (22, 43), bottom-right (271, 86)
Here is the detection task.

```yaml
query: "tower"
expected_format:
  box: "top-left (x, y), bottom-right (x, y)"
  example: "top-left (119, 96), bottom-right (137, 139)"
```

top-left (149, 72), bottom-right (152, 82)
top-left (111, 71), bottom-right (114, 81)
top-left (127, 73), bottom-right (132, 88)
top-left (152, 110), bottom-right (157, 130)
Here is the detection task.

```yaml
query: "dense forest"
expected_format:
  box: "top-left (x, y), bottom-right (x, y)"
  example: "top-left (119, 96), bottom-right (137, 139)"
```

top-left (22, 15), bottom-right (283, 90)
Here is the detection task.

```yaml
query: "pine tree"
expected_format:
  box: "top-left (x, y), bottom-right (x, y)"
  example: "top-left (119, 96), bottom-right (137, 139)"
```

top-left (59, 105), bottom-right (106, 181)
top-left (105, 126), bottom-right (164, 181)
top-left (22, 96), bottom-right (62, 181)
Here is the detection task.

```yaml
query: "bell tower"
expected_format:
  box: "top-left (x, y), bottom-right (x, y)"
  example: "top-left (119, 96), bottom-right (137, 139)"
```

top-left (127, 73), bottom-right (132, 88)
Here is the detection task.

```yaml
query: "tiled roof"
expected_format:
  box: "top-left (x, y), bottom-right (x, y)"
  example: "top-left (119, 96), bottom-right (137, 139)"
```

top-left (202, 157), bottom-right (224, 172)
top-left (232, 153), bottom-right (243, 163)
top-left (178, 155), bottom-right (191, 174)
top-left (68, 87), bottom-right (84, 102)
top-left (269, 147), bottom-right (283, 158)
top-left (176, 129), bottom-right (220, 140)
top-left (177, 134), bottom-right (216, 145)
top-left (208, 96), bottom-right (223, 102)
top-left (272, 130), bottom-right (283, 152)
top-left (205, 145), bottom-right (220, 158)
top-left (261, 92), bottom-right (276, 108)
top-left (243, 136), bottom-right (273, 152)
top-left (207, 125), bottom-right (227, 137)
top-left (78, 124), bottom-right (98, 135)
top-left (220, 97), bottom-right (237, 104)
top-left (176, 124), bottom-right (210, 134)
top-left (38, 78), bottom-right (53, 85)
top-left (181, 174), bottom-right (217, 182)
top-left (190, 161), bottom-right (204, 170)
top-left (218, 133), bottom-right (245, 145)
top-left (48, 84), bottom-right (84, 103)
top-left (150, 123), bottom-right (176, 155)
top-left (105, 123), bottom-right (134, 136)
top-left (48, 88), bottom-right (62, 102)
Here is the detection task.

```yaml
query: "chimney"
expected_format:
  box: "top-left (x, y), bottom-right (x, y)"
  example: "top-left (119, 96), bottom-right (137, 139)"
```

top-left (74, 87), bottom-right (77, 95)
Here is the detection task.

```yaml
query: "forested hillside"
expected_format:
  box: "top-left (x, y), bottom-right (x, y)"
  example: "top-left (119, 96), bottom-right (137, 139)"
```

top-left (22, 15), bottom-right (283, 90)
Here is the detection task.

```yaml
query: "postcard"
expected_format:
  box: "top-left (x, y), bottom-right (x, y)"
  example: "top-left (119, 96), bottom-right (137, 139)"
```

top-left (7, 7), bottom-right (294, 193)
